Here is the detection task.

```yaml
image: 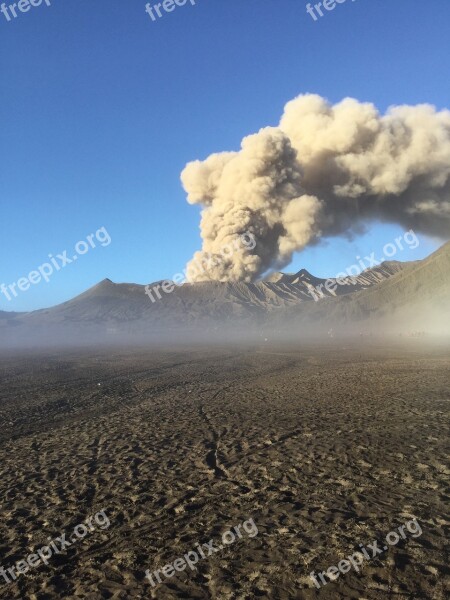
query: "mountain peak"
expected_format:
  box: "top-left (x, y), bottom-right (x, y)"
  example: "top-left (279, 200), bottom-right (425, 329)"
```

top-left (263, 268), bottom-right (318, 284)
top-left (294, 268), bottom-right (314, 278)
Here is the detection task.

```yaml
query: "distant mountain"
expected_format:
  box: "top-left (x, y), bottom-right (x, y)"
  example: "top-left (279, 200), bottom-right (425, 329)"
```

top-left (275, 241), bottom-right (450, 332)
top-left (264, 262), bottom-right (406, 288)
top-left (1, 243), bottom-right (448, 346)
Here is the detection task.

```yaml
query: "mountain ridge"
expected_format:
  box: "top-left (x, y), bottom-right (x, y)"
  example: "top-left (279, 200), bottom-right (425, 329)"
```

top-left (1, 242), bottom-right (448, 345)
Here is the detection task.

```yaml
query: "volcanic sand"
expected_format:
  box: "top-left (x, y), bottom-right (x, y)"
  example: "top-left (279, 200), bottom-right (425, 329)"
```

top-left (0, 341), bottom-right (448, 599)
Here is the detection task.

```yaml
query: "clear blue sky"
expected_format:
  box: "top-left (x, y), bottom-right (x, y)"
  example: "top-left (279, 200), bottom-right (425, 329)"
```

top-left (1, 0), bottom-right (449, 311)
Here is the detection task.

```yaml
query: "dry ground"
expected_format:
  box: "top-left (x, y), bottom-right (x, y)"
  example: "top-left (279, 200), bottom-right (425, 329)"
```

top-left (0, 341), bottom-right (449, 599)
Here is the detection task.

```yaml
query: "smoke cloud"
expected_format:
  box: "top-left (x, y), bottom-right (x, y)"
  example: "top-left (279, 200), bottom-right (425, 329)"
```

top-left (181, 94), bottom-right (450, 281)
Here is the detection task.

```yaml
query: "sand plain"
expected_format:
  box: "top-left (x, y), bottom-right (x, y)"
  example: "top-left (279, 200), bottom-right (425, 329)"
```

top-left (0, 341), bottom-right (448, 599)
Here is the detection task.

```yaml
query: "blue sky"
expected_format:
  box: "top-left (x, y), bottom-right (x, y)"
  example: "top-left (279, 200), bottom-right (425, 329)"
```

top-left (0, 0), bottom-right (449, 311)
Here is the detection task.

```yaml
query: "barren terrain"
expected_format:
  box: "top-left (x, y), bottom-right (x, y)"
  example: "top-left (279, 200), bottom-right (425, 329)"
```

top-left (0, 342), bottom-right (448, 599)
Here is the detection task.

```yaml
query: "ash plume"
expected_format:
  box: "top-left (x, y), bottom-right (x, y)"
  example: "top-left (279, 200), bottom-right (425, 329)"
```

top-left (181, 94), bottom-right (450, 282)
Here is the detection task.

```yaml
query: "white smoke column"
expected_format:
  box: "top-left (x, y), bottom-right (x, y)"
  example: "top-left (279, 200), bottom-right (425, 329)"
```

top-left (182, 94), bottom-right (450, 282)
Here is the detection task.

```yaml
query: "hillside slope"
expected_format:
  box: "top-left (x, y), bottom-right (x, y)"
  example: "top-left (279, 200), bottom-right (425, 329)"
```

top-left (277, 242), bottom-right (450, 332)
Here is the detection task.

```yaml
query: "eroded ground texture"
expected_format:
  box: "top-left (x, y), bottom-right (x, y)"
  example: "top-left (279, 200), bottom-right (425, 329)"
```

top-left (0, 341), bottom-right (449, 599)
